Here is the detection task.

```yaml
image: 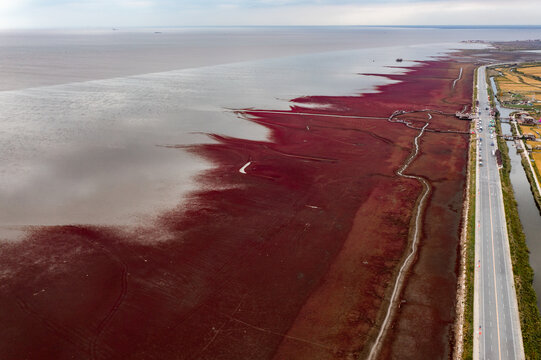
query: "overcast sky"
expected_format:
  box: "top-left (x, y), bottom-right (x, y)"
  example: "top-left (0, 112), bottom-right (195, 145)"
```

top-left (1, 0), bottom-right (540, 29)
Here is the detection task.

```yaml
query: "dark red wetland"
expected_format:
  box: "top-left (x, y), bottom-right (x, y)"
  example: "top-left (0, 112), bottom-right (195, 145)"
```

top-left (0, 58), bottom-right (474, 359)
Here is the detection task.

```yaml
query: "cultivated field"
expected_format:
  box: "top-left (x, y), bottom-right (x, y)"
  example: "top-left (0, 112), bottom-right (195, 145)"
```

top-left (520, 66), bottom-right (541, 78)
top-left (493, 65), bottom-right (541, 105)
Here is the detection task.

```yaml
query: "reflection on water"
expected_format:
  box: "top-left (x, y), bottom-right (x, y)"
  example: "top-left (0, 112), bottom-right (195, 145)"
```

top-left (1, 42), bottom-right (465, 237)
top-left (0, 27), bottom-right (537, 240)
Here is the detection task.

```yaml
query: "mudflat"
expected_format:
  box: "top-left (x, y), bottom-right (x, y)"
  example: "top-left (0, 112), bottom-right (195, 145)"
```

top-left (0, 58), bottom-right (473, 359)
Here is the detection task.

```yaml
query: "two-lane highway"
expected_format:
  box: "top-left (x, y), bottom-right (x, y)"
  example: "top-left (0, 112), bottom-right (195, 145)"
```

top-left (473, 66), bottom-right (524, 360)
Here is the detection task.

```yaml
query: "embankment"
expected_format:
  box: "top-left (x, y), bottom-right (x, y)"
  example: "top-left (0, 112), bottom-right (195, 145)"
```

top-left (493, 103), bottom-right (541, 360)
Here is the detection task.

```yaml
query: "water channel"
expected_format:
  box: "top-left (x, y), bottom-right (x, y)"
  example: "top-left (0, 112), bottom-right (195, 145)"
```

top-left (490, 77), bottom-right (541, 310)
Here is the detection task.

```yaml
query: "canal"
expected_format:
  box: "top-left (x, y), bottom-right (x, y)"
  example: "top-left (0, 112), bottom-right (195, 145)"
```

top-left (491, 77), bottom-right (541, 310)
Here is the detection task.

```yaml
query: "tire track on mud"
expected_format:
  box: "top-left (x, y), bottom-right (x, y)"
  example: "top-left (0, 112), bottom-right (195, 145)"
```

top-left (14, 296), bottom-right (113, 358)
top-left (85, 239), bottom-right (129, 360)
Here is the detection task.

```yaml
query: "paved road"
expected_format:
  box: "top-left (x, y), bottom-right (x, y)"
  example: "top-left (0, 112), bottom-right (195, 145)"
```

top-left (473, 66), bottom-right (524, 360)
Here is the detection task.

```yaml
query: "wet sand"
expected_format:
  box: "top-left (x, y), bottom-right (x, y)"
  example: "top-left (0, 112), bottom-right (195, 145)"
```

top-left (0, 58), bottom-right (473, 359)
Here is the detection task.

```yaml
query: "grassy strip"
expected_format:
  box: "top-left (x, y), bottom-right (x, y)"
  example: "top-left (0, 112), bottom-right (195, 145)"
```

top-left (462, 129), bottom-right (476, 360)
top-left (530, 157), bottom-right (541, 205)
top-left (515, 125), bottom-right (541, 210)
top-left (514, 122), bottom-right (522, 136)
top-left (486, 67), bottom-right (541, 359)
top-left (461, 66), bottom-right (478, 360)
top-left (520, 157), bottom-right (541, 212)
top-left (495, 109), bottom-right (541, 360)
top-left (532, 161), bottom-right (541, 192)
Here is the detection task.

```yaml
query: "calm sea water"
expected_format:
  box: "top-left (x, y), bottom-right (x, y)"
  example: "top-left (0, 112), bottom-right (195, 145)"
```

top-left (1, 26), bottom-right (540, 237)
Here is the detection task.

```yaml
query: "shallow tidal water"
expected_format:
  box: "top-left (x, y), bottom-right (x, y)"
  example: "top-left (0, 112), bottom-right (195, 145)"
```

top-left (1, 26), bottom-right (540, 237)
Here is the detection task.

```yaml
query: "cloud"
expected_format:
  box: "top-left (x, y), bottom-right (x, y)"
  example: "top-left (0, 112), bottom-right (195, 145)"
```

top-left (0, 0), bottom-right (540, 28)
top-left (175, 0), bottom-right (541, 26)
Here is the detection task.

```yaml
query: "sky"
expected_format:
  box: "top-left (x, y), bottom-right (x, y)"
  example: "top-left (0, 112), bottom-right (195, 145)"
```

top-left (0, 0), bottom-right (540, 29)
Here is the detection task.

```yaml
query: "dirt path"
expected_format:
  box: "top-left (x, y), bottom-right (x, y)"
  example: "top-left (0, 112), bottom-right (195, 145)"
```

top-left (367, 119), bottom-right (431, 360)
top-left (453, 67), bottom-right (464, 89)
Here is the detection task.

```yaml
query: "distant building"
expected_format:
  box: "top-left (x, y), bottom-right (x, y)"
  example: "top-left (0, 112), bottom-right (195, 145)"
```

top-left (523, 116), bottom-right (535, 124)
top-left (455, 111), bottom-right (475, 120)
top-left (515, 111), bottom-right (536, 124)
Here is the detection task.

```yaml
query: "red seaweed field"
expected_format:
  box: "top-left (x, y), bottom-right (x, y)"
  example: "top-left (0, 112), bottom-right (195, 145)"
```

top-left (0, 58), bottom-right (474, 359)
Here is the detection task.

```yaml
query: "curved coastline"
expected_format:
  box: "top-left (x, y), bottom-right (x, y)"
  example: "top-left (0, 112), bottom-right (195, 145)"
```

top-left (0, 58), bottom-right (473, 359)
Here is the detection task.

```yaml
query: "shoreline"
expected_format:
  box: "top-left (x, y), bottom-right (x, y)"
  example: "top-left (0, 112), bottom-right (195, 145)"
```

top-left (0, 58), bottom-right (473, 359)
top-left (453, 65), bottom-right (478, 360)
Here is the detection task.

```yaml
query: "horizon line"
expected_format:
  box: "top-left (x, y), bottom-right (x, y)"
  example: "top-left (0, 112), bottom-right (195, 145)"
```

top-left (2, 24), bottom-right (541, 31)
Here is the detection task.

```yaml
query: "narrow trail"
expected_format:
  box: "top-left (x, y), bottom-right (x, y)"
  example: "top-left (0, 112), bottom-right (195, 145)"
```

top-left (367, 118), bottom-right (432, 360)
top-left (223, 314), bottom-right (336, 353)
top-left (235, 108), bottom-right (469, 135)
top-left (14, 296), bottom-right (108, 358)
top-left (230, 105), bottom-right (465, 359)
top-left (237, 109), bottom-right (388, 120)
top-left (87, 240), bottom-right (129, 360)
top-left (453, 67), bottom-right (464, 89)
top-left (389, 109), bottom-right (469, 134)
